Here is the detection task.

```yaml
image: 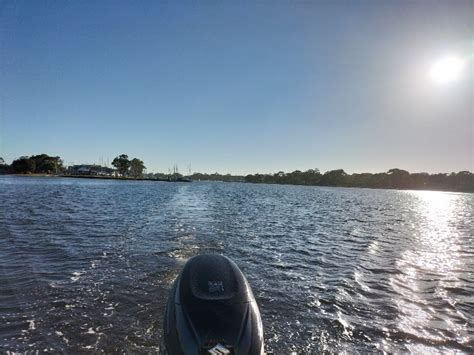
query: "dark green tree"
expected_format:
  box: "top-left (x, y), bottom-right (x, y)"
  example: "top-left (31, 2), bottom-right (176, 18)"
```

top-left (320, 169), bottom-right (347, 186)
top-left (448, 171), bottom-right (474, 192)
top-left (112, 154), bottom-right (130, 176)
top-left (30, 154), bottom-right (63, 173)
top-left (0, 157), bottom-right (8, 174)
top-left (11, 157), bottom-right (36, 173)
top-left (9, 154), bottom-right (63, 174)
top-left (387, 168), bottom-right (411, 189)
top-left (129, 158), bottom-right (146, 178)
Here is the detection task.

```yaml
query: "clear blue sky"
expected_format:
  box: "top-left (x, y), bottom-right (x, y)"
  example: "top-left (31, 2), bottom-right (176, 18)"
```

top-left (1, 1), bottom-right (472, 174)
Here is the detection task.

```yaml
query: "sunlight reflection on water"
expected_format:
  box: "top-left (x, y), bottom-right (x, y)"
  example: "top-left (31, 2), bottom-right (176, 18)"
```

top-left (391, 191), bottom-right (470, 349)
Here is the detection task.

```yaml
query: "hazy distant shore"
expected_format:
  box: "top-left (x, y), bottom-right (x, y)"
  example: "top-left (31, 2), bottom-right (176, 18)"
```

top-left (3, 172), bottom-right (473, 193)
top-left (2, 154), bottom-right (472, 192)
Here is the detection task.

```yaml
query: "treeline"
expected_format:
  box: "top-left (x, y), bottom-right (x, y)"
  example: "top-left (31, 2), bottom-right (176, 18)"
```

top-left (244, 168), bottom-right (474, 193)
top-left (1, 155), bottom-right (472, 192)
top-left (0, 154), bottom-right (64, 174)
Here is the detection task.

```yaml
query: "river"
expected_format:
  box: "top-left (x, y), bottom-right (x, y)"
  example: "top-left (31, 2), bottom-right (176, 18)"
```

top-left (0, 176), bottom-right (473, 353)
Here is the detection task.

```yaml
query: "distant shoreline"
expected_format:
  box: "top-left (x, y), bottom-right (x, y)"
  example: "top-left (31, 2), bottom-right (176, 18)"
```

top-left (3, 154), bottom-right (472, 192)
top-left (3, 173), bottom-right (473, 193)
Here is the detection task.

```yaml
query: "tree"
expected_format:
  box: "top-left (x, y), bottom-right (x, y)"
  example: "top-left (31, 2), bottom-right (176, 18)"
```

top-left (112, 154), bottom-right (130, 176)
top-left (129, 158), bottom-right (146, 178)
top-left (0, 157), bottom-right (8, 174)
top-left (30, 154), bottom-right (63, 173)
top-left (448, 171), bottom-right (474, 192)
top-left (9, 154), bottom-right (63, 174)
top-left (11, 157), bottom-right (36, 173)
top-left (320, 169), bottom-right (347, 186)
top-left (387, 168), bottom-right (410, 188)
top-left (302, 169), bottom-right (322, 185)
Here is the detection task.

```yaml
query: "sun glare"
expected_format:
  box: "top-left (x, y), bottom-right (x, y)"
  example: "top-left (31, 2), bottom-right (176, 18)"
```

top-left (429, 56), bottom-right (464, 84)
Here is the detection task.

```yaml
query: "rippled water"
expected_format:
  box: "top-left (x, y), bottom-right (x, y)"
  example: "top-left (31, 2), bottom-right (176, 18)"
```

top-left (0, 176), bottom-right (473, 353)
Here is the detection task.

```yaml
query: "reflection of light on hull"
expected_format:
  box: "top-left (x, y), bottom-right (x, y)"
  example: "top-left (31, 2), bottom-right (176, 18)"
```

top-left (390, 191), bottom-right (470, 348)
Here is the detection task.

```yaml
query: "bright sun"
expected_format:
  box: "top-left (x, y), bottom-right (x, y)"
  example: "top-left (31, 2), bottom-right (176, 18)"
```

top-left (429, 56), bottom-right (465, 84)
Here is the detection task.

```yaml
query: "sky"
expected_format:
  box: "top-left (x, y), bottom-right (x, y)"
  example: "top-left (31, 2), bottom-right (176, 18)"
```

top-left (1, 0), bottom-right (473, 175)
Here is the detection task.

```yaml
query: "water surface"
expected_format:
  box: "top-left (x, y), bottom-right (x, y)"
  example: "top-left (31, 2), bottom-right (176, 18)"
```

top-left (0, 176), bottom-right (473, 353)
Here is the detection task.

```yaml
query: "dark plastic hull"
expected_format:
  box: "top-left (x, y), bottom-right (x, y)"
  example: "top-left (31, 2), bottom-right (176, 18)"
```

top-left (161, 254), bottom-right (264, 354)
